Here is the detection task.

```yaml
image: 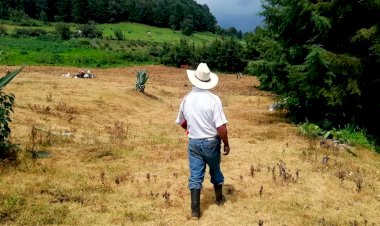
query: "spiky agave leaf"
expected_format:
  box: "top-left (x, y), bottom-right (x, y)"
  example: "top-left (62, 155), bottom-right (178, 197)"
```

top-left (0, 66), bottom-right (24, 89)
top-left (135, 70), bottom-right (149, 92)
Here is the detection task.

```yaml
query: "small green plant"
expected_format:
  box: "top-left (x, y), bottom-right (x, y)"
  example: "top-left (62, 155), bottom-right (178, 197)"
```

top-left (0, 67), bottom-right (24, 160)
top-left (135, 70), bottom-right (149, 93)
top-left (330, 125), bottom-right (376, 150)
top-left (299, 122), bottom-right (378, 151)
top-left (299, 122), bottom-right (324, 139)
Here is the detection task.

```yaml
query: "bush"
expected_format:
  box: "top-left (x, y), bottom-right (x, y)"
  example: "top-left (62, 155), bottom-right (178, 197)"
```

top-left (55, 23), bottom-right (71, 40)
top-left (181, 19), bottom-right (195, 36)
top-left (299, 122), bottom-right (378, 151)
top-left (0, 25), bottom-right (7, 36)
top-left (113, 29), bottom-right (125, 40)
top-left (1, 67), bottom-right (24, 160)
top-left (0, 87), bottom-right (14, 150)
top-left (77, 22), bottom-right (103, 38)
top-left (331, 125), bottom-right (376, 150)
top-left (299, 122), bottom-right (324, 139)
top-left (13, 28), bottom-right (47, 37)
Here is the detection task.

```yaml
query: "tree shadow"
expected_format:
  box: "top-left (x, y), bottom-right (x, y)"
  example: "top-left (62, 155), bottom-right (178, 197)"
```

top-left (200, 183), bottom-right (236, 214)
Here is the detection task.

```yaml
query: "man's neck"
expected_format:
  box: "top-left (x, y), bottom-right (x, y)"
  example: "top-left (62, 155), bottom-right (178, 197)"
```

top-left (192, 86), bottom-right (209, 92)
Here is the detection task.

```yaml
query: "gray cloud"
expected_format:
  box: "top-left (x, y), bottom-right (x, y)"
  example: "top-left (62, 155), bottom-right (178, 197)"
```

top-left (195, 0), bottom-right (263, 32)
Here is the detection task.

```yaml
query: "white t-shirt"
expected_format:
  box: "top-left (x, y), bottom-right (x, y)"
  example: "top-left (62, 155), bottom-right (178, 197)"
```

top-left (176, 87), bottom-right (228, 139)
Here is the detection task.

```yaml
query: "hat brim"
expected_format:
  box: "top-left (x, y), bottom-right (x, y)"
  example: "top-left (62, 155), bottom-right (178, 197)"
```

top-left (186, 70), bottom-right (218, 89)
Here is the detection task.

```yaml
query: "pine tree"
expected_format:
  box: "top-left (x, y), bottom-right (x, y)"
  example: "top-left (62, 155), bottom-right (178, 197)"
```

top-left (247, 0), bottom-right (380, 139)
top-left (72, 0), bottom-right (89, 23)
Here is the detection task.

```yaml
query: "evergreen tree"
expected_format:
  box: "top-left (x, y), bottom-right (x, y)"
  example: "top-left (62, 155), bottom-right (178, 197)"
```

top-left (169, 2), bottom-right (186, 30)
top-left (39, 10), bottom-right (48, 23)
top-left (181, 18), bottom-right (195, 36)
top-left (0, 0), bottom-right (12, 19)
top-left (246, 0), bottom-right (380, 139)
top-left (72, 0), bottom-right (90, 23)
top-left (35, 0), bottom-right (48, 18)
top-left (56, 0), bottom-right (72, 22)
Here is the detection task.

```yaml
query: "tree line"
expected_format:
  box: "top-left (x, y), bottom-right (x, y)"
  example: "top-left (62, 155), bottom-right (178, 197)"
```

top-left (159, 38), bottom-right (247, 73)
top-left (0, 0), bottom-right (217, 34)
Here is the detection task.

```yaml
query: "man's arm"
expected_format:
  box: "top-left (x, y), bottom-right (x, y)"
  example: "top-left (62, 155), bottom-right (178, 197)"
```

top-left (217, 124), bottom-right (230, 155)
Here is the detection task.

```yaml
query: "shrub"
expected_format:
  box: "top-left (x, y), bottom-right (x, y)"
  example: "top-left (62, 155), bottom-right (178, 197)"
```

top-left (0, 25), bottom-right (7, 36)
top-left (55, 23), bottom-right (71, 40)
top-left (0, 67), bottom-right (24, 160)
top-left (13, 28), bottom-right (47, 37)
top-left (181, 18), bottom-right (195, 36)
top-left (331, 125), bottom-right (376, 150)
top-left (299, 122), bottom-right (378, 151)
top-left (77, 22), bottom-right (103, 38)
top-left (113, 29), bottom-right (125, 40)
top-left (299, 122), bottom-right (324, 139)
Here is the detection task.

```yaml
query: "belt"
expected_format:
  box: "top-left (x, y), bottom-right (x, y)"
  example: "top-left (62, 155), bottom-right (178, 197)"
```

top-left (190, 136), bottom-right (218, 141)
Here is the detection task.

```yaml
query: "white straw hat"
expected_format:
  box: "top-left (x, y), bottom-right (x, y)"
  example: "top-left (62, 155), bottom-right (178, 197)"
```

top-left (186, 63), bottom-right (218, 89)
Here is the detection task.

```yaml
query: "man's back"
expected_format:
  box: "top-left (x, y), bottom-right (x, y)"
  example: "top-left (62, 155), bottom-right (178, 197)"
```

top-left (178, 87), bottom-right (227, 139)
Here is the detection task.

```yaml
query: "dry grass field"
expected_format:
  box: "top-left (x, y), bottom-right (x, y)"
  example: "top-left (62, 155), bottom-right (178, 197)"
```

top-left (1, 65), bottom-right (379, 226)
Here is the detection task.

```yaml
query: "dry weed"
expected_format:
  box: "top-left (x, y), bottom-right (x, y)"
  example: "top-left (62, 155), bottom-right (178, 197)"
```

top-left (0, 66), bottom-right (378, 226)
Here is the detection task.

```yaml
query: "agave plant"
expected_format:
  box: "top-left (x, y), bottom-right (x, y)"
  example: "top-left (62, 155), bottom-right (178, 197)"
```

top-left (0, 66), bottom-right (24, 89)
top-left (135, 70), bottom-right (149, 93)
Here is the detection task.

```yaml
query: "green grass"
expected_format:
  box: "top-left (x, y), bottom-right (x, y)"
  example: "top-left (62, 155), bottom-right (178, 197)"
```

top-left (1, 20), bottom-right (217, 45)
top-left (0, 20), bottom-right (219, 67)
top-left (299, 122), bottom-right (378, 152)
top-left (98, 22), bottom-right (217, 46)
top-left (0, 36), bottom-right (157, 67)
top-left (1, 20), bottom-right (55, 32)
top-left (331, 125), bottom-right (377, 151)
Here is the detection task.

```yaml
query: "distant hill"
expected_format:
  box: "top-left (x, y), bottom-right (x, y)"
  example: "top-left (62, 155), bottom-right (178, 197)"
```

top-left (0, 20), bottom-right (222, 68)
top-left (0, 0), bottom-right (218, 33)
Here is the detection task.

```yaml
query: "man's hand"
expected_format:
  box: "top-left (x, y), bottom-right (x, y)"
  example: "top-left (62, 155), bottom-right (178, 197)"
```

top-left (223, 145), bottom-right (230, 155)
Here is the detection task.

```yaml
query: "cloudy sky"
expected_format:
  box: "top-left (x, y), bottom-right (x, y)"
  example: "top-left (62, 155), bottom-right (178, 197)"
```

top-left (195, 0), bottom-right (264, 32)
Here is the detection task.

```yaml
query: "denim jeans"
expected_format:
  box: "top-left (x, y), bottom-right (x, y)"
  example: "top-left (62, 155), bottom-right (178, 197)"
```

top-left (188, 137), bottom-right (224, 189)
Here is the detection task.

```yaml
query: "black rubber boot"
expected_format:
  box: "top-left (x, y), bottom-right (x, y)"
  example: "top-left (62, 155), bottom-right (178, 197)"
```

top-left (190, 189), bottom-right (201, 219)
top-left (214, 184), bottom-right (225, 205)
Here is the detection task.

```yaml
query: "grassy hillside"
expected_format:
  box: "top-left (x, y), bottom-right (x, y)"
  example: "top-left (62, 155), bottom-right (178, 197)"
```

top-left (0, 20), bottom-right (218, 68)
top-left (98, 22), bottom-right (217, 44)
top-left (0, 65), bottom-right (379, 225)
top-left (1, 20), bottom-right (217, 44)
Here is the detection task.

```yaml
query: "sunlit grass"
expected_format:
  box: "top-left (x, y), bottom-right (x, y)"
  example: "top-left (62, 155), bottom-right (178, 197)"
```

top-left (0, 65), bottom-right (379, 225)
top-left (98, 22), bottom-right (216, 45)
top-left (0, 20), bottom-right (219, 68)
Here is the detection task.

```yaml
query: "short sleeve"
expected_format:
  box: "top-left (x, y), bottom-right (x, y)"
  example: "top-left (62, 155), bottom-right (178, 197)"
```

top-left (175, 100), bottom-right (186, 125)
top-left (212, 97), bottom-right (228, 128)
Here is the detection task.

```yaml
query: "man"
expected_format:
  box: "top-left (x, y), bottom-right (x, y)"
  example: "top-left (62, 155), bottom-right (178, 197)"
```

top-left (175, 63), bottom-right (230, 219)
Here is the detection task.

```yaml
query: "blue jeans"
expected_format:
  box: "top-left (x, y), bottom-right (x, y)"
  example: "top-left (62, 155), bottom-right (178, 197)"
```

top-left (188, 137), bottom-right (224, 189)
